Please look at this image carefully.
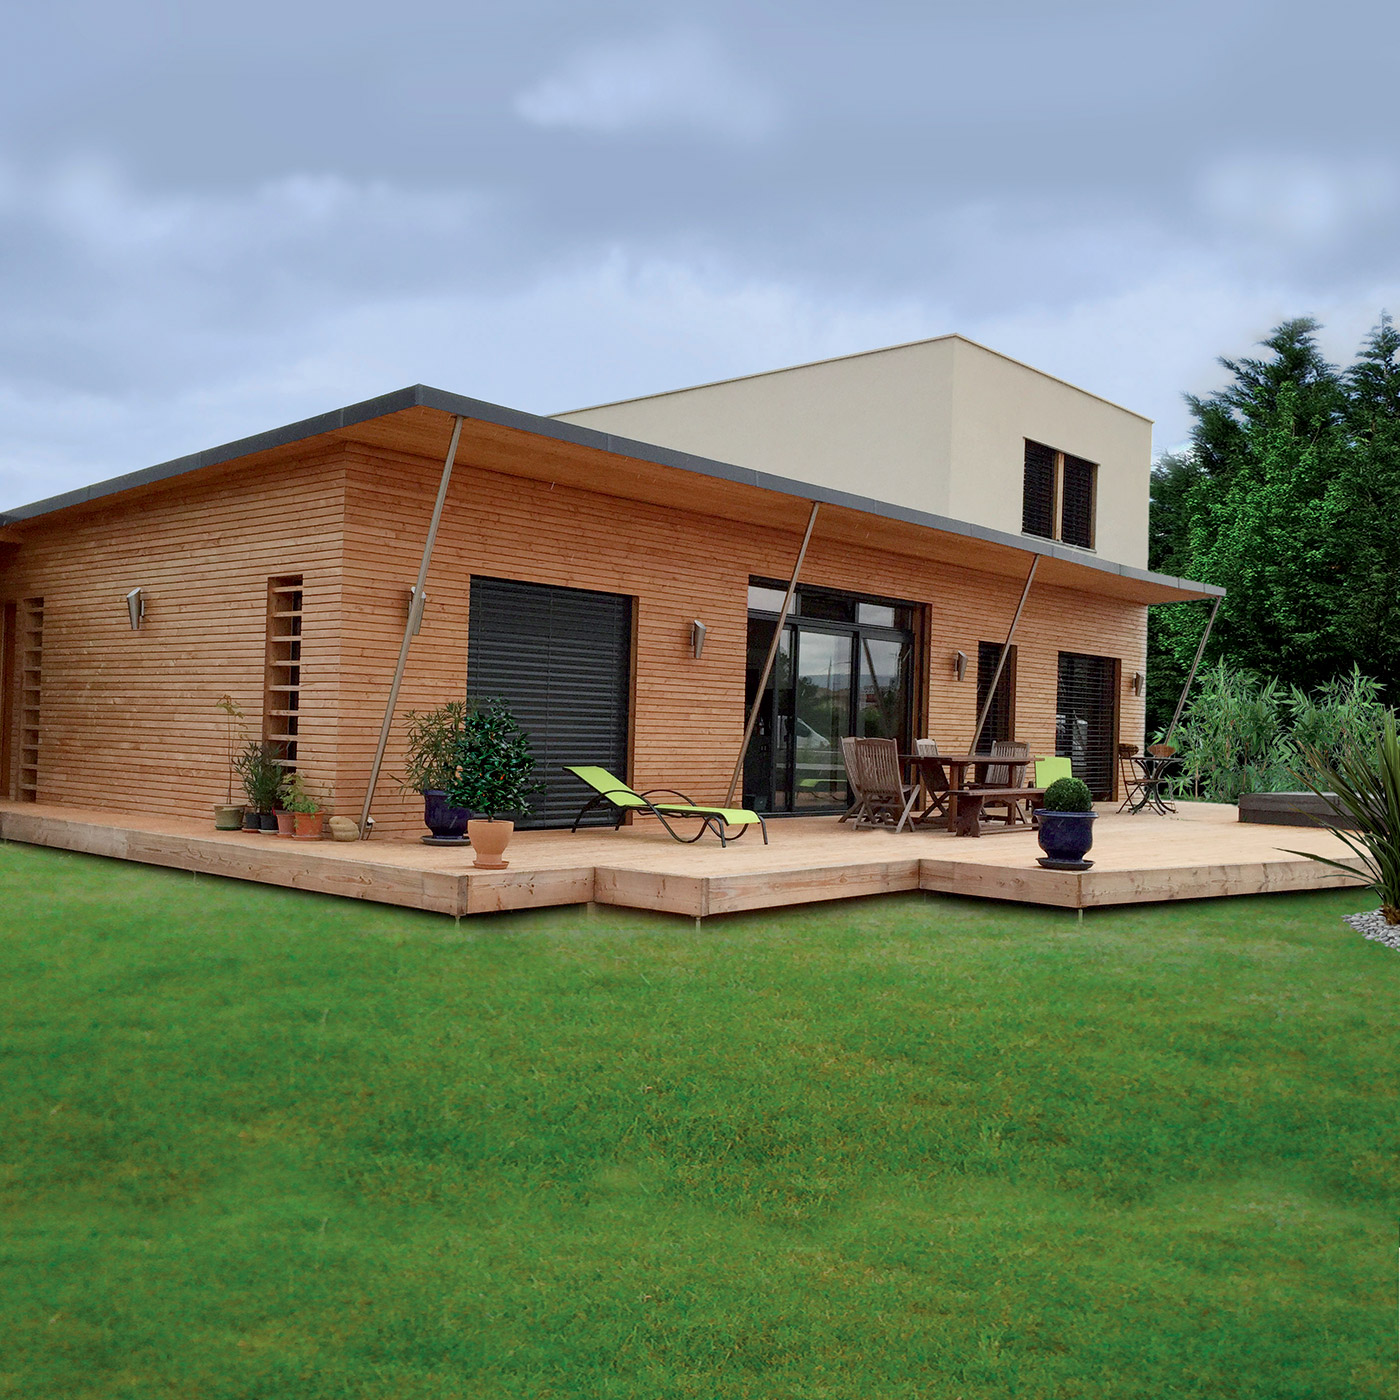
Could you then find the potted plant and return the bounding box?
[213,694,247,830]
[279,771,324,840]
[444,699,543,869]
[399,700,474,843]
[1036,776,1097,870]
[233,740,284,833]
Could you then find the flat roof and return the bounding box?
[0,383,1219,601]
[556,333,1155,424]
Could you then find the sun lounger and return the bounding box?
[562,765,768,847]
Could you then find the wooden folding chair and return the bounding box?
[847,737,920,831]
[973,740,1034,827]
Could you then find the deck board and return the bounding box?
[0,800,1368,918]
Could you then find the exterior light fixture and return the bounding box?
[407,585,428,636]
[126,588,145,630]
[954,650,968,682]
[690,619,707,659]
[1131,671,1145,696]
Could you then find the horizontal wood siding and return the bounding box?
[340,442,1146,838]
[0,420,1146,831]
[0,455,346,815]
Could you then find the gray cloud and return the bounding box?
[3,0,1398,506]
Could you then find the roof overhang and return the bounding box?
[0,384,1221,607]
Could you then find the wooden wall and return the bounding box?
[0,451,346,816]
[0,427,1146,834]
[339,442,1147,838]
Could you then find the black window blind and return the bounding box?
[1055,652,1116,799]
[1022,440,1056,538]
[1060,454,1096,548]
[467,577,632,828]
[976,641,1015,746]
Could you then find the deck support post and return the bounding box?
[726,501,820,807]
[1162,594,1222,748]
[969,555,1039,753]
[358,415,466,838]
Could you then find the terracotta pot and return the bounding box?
[467,818,514,869]
[214,804,245,831]
[293,812,323,840]
[275,809,296,838]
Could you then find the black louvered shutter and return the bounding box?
[1055,652,1116,799]
[976,641,1015,746]
[1022,440,1055,538]
[467,577,632,828]
[1060,454,1096,548]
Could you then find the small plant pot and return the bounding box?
[422,789,473,843]
[258,811,279,834]
[1036,810,1097,870]
[242,809,260,832]
[292,812,323,840]
[467,818,514,869]
[213,803,245,831]
[275,809,295,838]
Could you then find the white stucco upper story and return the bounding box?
[554,335,1153,571]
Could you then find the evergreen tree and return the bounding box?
[1150,314,1400,728]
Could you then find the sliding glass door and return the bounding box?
[743,583,916,814]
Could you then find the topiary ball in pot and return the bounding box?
[1037,776,1097,870]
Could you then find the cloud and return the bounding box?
[1197,153,1399,250]
[513,30,779,140]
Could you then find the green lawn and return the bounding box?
[1,844,1395,1399]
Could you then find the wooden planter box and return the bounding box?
[1238,792,1358,830]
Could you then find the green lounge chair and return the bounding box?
[563,766,768,847]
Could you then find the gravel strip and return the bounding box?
[1343,909,1400,951]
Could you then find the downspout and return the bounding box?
[725,501,820,807]
[358,415,466,837]
[1162,594,1222,748]
[969,554,1039,753]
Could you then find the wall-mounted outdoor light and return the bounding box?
[126,588,145,631]
[954,649,968,682]
[1131,671,1145,696]
[690,619,707,659]
[407,585,428,637]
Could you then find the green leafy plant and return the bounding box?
[233,740,283,813]
[444,699,543,821]
[1288,712,1400,924]
[214,694,246,804]
[398,700,473,794]
[1043,776,1094,813]
[278,771,321,816]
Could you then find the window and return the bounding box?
[264,575,303,772]
[1022,440,1097,548]
[976,640,1016,746]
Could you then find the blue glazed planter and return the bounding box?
[1036,810,1097,870]
[423,789,473,842]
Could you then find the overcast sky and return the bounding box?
[3,0,1397,508]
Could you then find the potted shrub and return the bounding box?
[1036,776,1097,870]
[212,694,247,830]
[444,699,543,869]
[279,772,324,840]
[400,700,474,843]
[233,740,284,833]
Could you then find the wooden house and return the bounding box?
[0,339,1220,839]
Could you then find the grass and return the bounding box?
[1,843,1395,1399]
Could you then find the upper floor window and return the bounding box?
[1022,440,1097,549]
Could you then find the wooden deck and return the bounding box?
[0,799,1369,919]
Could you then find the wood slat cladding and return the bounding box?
[340,439,1147,838]
[0,415,1148,833]
[0,456,345,811]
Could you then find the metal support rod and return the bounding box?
[969,554,1039,753]
[726,502,820,806]
[1163,594,1222,747]
[358,415,466,837]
